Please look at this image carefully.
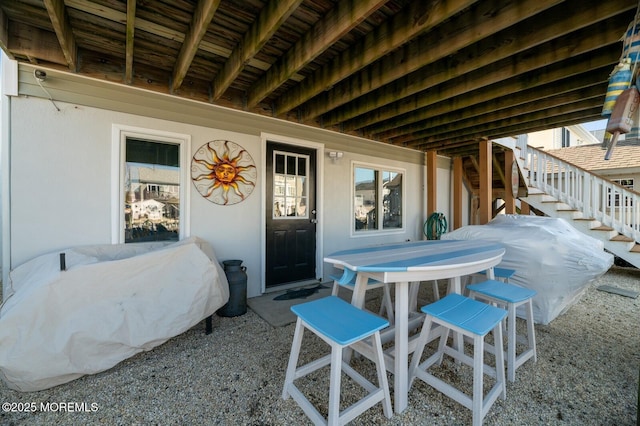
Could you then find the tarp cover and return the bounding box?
[441,215,613,325]
[0,237,229,391]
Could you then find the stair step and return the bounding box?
[557,209,578,212]
[611,235,635,243]
[574,217,596,221]
[592,225,615,231]
[631,244,640,253]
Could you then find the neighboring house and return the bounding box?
[527,124,604,150]
[544,140,640,192]
[128,199,165,221]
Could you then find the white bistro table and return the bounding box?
[324,239,506,414]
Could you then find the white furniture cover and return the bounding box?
[0,236,229,391]
[442,215,613,325]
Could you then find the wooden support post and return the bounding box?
[504,149,516,214]
[453,157,463,230]
[426,151,437,216]
[479,140,492,224]
[520,201,530,215]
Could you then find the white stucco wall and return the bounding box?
[8,95,431,298]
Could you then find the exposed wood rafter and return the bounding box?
[273,0,476,116]
[1,0,635,159]
[246,0,387,108]
[124,0,136,85]
[43,0,77,71]
[171,0,220,93]
[213,0,300,100]
[331,0,632,132]
[0,8,12,58]
[308,0,564,125]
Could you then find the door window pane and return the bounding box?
[273,151,309,218]
[124,139,180,242]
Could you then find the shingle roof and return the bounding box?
[545,140,640,171]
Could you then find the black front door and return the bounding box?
[265,142,317,288]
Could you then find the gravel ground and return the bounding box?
[0,266,638,425]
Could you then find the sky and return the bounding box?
[581,119,608,131]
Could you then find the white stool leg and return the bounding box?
[494,322,506,400]
[409,281,420,312]
[382,284,395,325]
[283,319,305,399]
[331,283,339,296]
[472,333,484,426]
[408,316,434,387]
[328,342,343,426]
[431,280,440,301]
[507,302,517,382]
[526,299,537,363]
[372,331,393,418]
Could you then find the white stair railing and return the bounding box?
[515,139,640,243]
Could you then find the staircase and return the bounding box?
[515,139,640,268]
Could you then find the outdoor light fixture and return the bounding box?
[34,69,47,82]
[327,151,343,162]
[33,68,60,112]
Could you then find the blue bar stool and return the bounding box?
[467,279,537,382]
[330,273,395,324]
[475,267,516,283]
[282,296,392,425]
[409,294,507,426]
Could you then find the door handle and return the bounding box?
[310,219,318,224]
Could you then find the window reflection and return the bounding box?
[124,139,180,243]
[354,165,403,232]
[273,152,309,218]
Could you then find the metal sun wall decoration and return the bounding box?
[191,140,257,205]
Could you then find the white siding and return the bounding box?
[7,95,434,298]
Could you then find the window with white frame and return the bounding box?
[113,126,190,244]
[353,163,404,232]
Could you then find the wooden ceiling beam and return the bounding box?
[63,0,286,76]
[43,0,77,71]
[415,107,603,152]
[376,73,606,141]
[343,17,624,134]
[171,0,220,93]
[304,0,565,124]
[124,0,136,85]
[213,0,300,100]
[391,84,605,145]
[5,21,67,65]
[246,0,386,108]
[272,0,476,116]
[367,60,611,139]
[328,0,633,130]
[0,8,12,59]
[492,154,507,188]
[407,98,602,147]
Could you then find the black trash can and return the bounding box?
[217,259,247,317]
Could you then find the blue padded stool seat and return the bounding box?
[467,279,536,303]
[409,294,507,426]
[291,295,388,345]
[420,293,507,335]
[283,296,392,425]
[476,267,516,282]
[466,280,537,383]
[329,273,395,324]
